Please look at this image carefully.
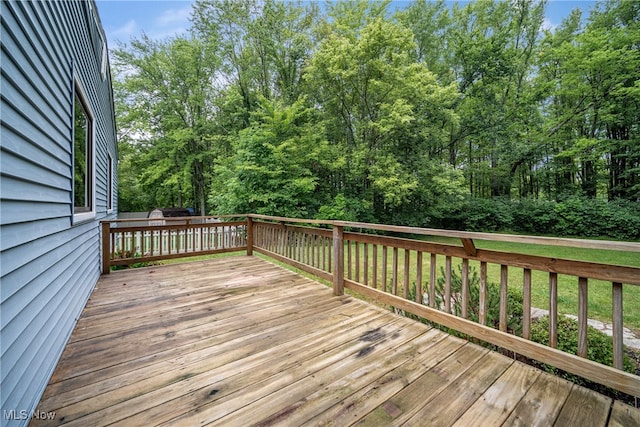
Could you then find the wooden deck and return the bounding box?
[32,256,639,426]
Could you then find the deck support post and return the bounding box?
[101,221,111,275]
[333,224,344,296]
[246,216,253,256]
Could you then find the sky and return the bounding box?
[96,0,598,50]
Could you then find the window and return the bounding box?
[100,42,108,81]
[73,84,94,218]
[107,153,113,212]
[89,1,108,81]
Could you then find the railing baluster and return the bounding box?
[372,244,378,290]
[190,226,194,251]
[500,265,508,332]
[382,246,388,293]
[333,225,344,296]
[549,272,558,348]
[578,277,588,358]
[355,241,360,283]
[278,227,287,256]
[110,229,115,259]
[479,261,487,325]
[308,233,313,265]
[429,253,436,308]
[363,243,369,286]
[292,231,296,260]
[404,249,410,299]
[392,247,398,296]
[445,256,452,313]
[283,228,288,258]
[302,231,309,264]
[612,282,623,370]
[101,222,110,273]
[327,236,332,273]
[269,226,274,253]
[461,258,469,319]
[347,240,352,280]
[416,251,422,304]
[523,269,532,340]
[322,239,333,271]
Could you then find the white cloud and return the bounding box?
[155,7,191,27]
[542,18,557,32]
[145,6,191,40]
[112,19,138,38]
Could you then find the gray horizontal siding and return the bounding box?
[0,122,70,178]
[0,1,118,425]
[0,145,70,194]
[0,218,71,253]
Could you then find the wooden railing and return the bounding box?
[101,214,640,397]
[248,214,640,397]
[101,215,247,271]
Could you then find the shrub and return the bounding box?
[442,196,640,240]
[430,265,523,336]
[460,197,513,232]
[530,315,636,397]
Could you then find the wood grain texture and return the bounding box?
[31,256,639,427]
[609,400,640,427]
[554,384,612,427]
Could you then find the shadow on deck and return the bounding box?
[32,256,639,426]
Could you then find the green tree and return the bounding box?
[113,35,220,214]
[306,2,459,224]
[192,0,317,119]
[537,0,640,201]
[210,97,330,217]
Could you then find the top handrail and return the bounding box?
[248,214,640,253]
[103,213,640,252]
[106,214,247,224]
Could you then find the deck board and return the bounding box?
[31,256,639,426]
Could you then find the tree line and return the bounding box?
[114,0,640,238]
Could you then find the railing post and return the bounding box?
[333,224,344,296]
[246,216,253,256]
[101,221,111,275]
[612,282,623,370]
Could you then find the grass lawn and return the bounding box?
[474,238,640,331]
[344,236,640,331]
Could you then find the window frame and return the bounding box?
[107,152,114,213]
[72,77,96,223]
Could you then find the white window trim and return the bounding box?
[100,43,108,81]
[73,75,96,224]
[90,1,108,81]
[107,153,114,214]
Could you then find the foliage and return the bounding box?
[447,196,640,240]
[111,249,152,270]
[431,264,523,335]
[210,97,330,217]
[113,35,221,214]
[529,315,636,398]
[113,0,640,242]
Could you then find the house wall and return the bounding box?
[0,1,117,424]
